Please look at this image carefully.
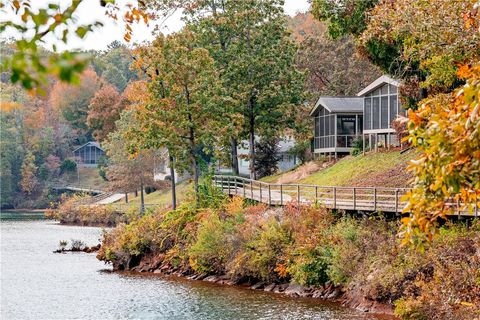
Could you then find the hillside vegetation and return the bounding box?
[60,167,109,190]
[263,149,414,188]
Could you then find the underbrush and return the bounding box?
[45,194,139,226]
[97,190,480,319]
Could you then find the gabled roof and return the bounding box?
[356,75,400,97]
[310,96,363,116]
[73,141,104,153]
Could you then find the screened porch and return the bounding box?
[313,108,363,153]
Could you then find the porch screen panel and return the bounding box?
[389,95,397,124]
[381,96,389,128]
[372,97,380,129]
[364,98,371,130]
[325,113,330,138]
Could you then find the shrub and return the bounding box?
[70,239,86,251]
[241,216,292,282]
[350,138,364,156]
[283,203,336,286]
[188,209,236,274]
[46,194,134,226]
[97,156,108,181]
[196,174,227,209]
[60,159,77,173]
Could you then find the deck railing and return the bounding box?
[213,175,480,216]
[213,175,410,213]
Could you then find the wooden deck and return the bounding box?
[213,175,479,216]
[52,184,105,195]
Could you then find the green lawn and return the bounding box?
[299,150,414,187]
[261,149,414,188]
[126,181,193,207]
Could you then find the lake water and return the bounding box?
[1,212,380,319]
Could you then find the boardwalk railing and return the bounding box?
[52,184,105,195]
[213,175,411,213]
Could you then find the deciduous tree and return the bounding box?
[50,69,101,142]
[401,63,480,247]
[87,83,123,142]
[104,109,165,213]
[134,29,222,205]
[20,151,38,195]
[1,0,149,91]
[360,0,480,91]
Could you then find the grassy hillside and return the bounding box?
[125,181,192,208]
[60,167,108,190]
[264,149,414,188]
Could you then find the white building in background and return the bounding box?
[153,149,186,183]
[218,137,300,177]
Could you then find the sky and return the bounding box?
[1,0,310,51]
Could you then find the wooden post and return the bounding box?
[353,188,356,210]
[228,177,231,194]
[297,185,300,203]
[395,189,399,213]
[333,187,336,209]
[374,188,377,212]
[251,180,253,199]
[259,183,262,203]
[280,184,283,206]
[221,176,224,192]
[268,185,271,206]
[243,179,246,198]
[315,186,318,203]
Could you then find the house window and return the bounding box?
[337,116,356,135]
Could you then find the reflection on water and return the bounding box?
[1,213,379,320]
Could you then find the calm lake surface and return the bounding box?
[1,212,380,320]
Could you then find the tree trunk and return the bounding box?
[169,154,176,210]
[125,192,128,203]
[231,138,239,176]
[140,181,145,214]
[190,147,200,206]
[248,98,256,180]
[134,190,138,197]
[185,85,199,206]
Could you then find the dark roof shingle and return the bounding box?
[310,96,363,115]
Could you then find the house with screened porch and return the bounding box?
[311,75,405,158]
[358,75,405,152]
[310,96,363,157]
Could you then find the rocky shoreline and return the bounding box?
[112,253,396,317]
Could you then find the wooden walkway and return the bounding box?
[52,184,105,195]
[213,175,410,213]
[213,175,479,216]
